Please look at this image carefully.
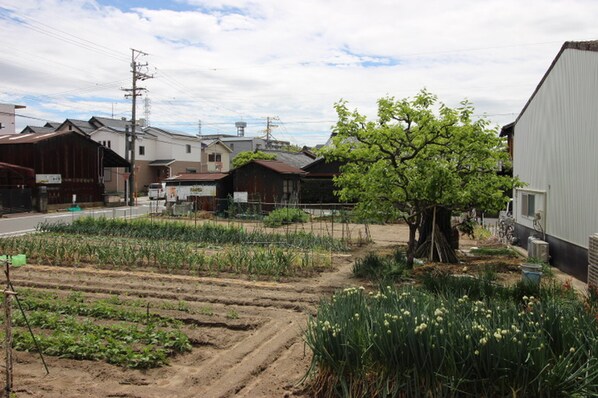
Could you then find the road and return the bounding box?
[0,199,164,236]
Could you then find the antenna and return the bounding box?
[198,119,202,136]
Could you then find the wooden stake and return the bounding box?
[4,259,14,397]
[429,206,437,261]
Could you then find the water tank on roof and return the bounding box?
[235,122,247,137]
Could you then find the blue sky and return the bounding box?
[1,0,597,145]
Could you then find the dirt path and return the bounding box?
[5,223,413,398]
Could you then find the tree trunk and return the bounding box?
[416,206,459,263]
[406,222,418,269]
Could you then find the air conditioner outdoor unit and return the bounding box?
[528,238,549,263]
[588,234,598,288]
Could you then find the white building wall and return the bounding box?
[0,104,19,134]
[514,48,598,249]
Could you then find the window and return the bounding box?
[104,168,112,182]
[107,140,111,149]
[229,143,234,151]
[139,146,145,156]
[186,144,191,153]
[208,153,221,162]
[186,168,197,173]
[521,193,536,218]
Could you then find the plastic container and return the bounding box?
[521,263,542,285]
[0,254,27,267]
[12,254,27,266]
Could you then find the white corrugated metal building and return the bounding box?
[508,40,598,281]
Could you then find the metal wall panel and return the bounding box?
[515,49,598,248]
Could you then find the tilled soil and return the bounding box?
[3,222,489,398]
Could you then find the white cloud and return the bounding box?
[0,0,597,144]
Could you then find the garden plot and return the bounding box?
[2,218,588,397]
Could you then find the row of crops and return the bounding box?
[37,217,348,251]
[2,290,190,369]
[304,278,598,397]
[0,233,331,277]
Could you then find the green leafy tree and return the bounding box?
[321,90,518,267]
[231,150,276,168]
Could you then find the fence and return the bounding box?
[160,199,371,244]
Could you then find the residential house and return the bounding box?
[507,40,598,281]
[0,103,26,135]
[200,133,290,168]
[232,160,306,206]
[20,122,61,135]
[55,118,97,135]
[201,139,232,172]
[142,127,203,186]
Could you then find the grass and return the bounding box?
[304,278,598,397]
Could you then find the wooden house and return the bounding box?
[232,160,306,206]
[0,131,129,205]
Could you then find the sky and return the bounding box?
[0,0,597,146]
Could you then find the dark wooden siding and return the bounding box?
[233,163,301,204]
[0,134,103,204]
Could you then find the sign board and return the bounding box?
[166,184,216,202]
[233,192,248,203]
[36,174,61,184]
[177,185,216,200]
[166,186,178,203]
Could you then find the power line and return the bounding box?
[0,8,129,62]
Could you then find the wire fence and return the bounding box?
[155,199,373,245]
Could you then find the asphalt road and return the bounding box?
[0,200,164,237]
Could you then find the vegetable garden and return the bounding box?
[304,278,598,397]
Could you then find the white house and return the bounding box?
[508,40,598,281]
[201,139,232,172]
[0,103,26,135]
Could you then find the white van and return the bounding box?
[148,183,166,200]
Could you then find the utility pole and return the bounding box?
[122,48,153,206]
[265,116,279,148]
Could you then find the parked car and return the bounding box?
[148,183,166,200]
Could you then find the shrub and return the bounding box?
[263,208,309,228]
[353,248,408,282]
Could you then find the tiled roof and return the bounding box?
[21,126,55,134]
[252,160,307,175]
[90,116,130,132]
[261,150,315,169]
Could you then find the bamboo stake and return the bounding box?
[4,258,14,397]
[429,206,437,261]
